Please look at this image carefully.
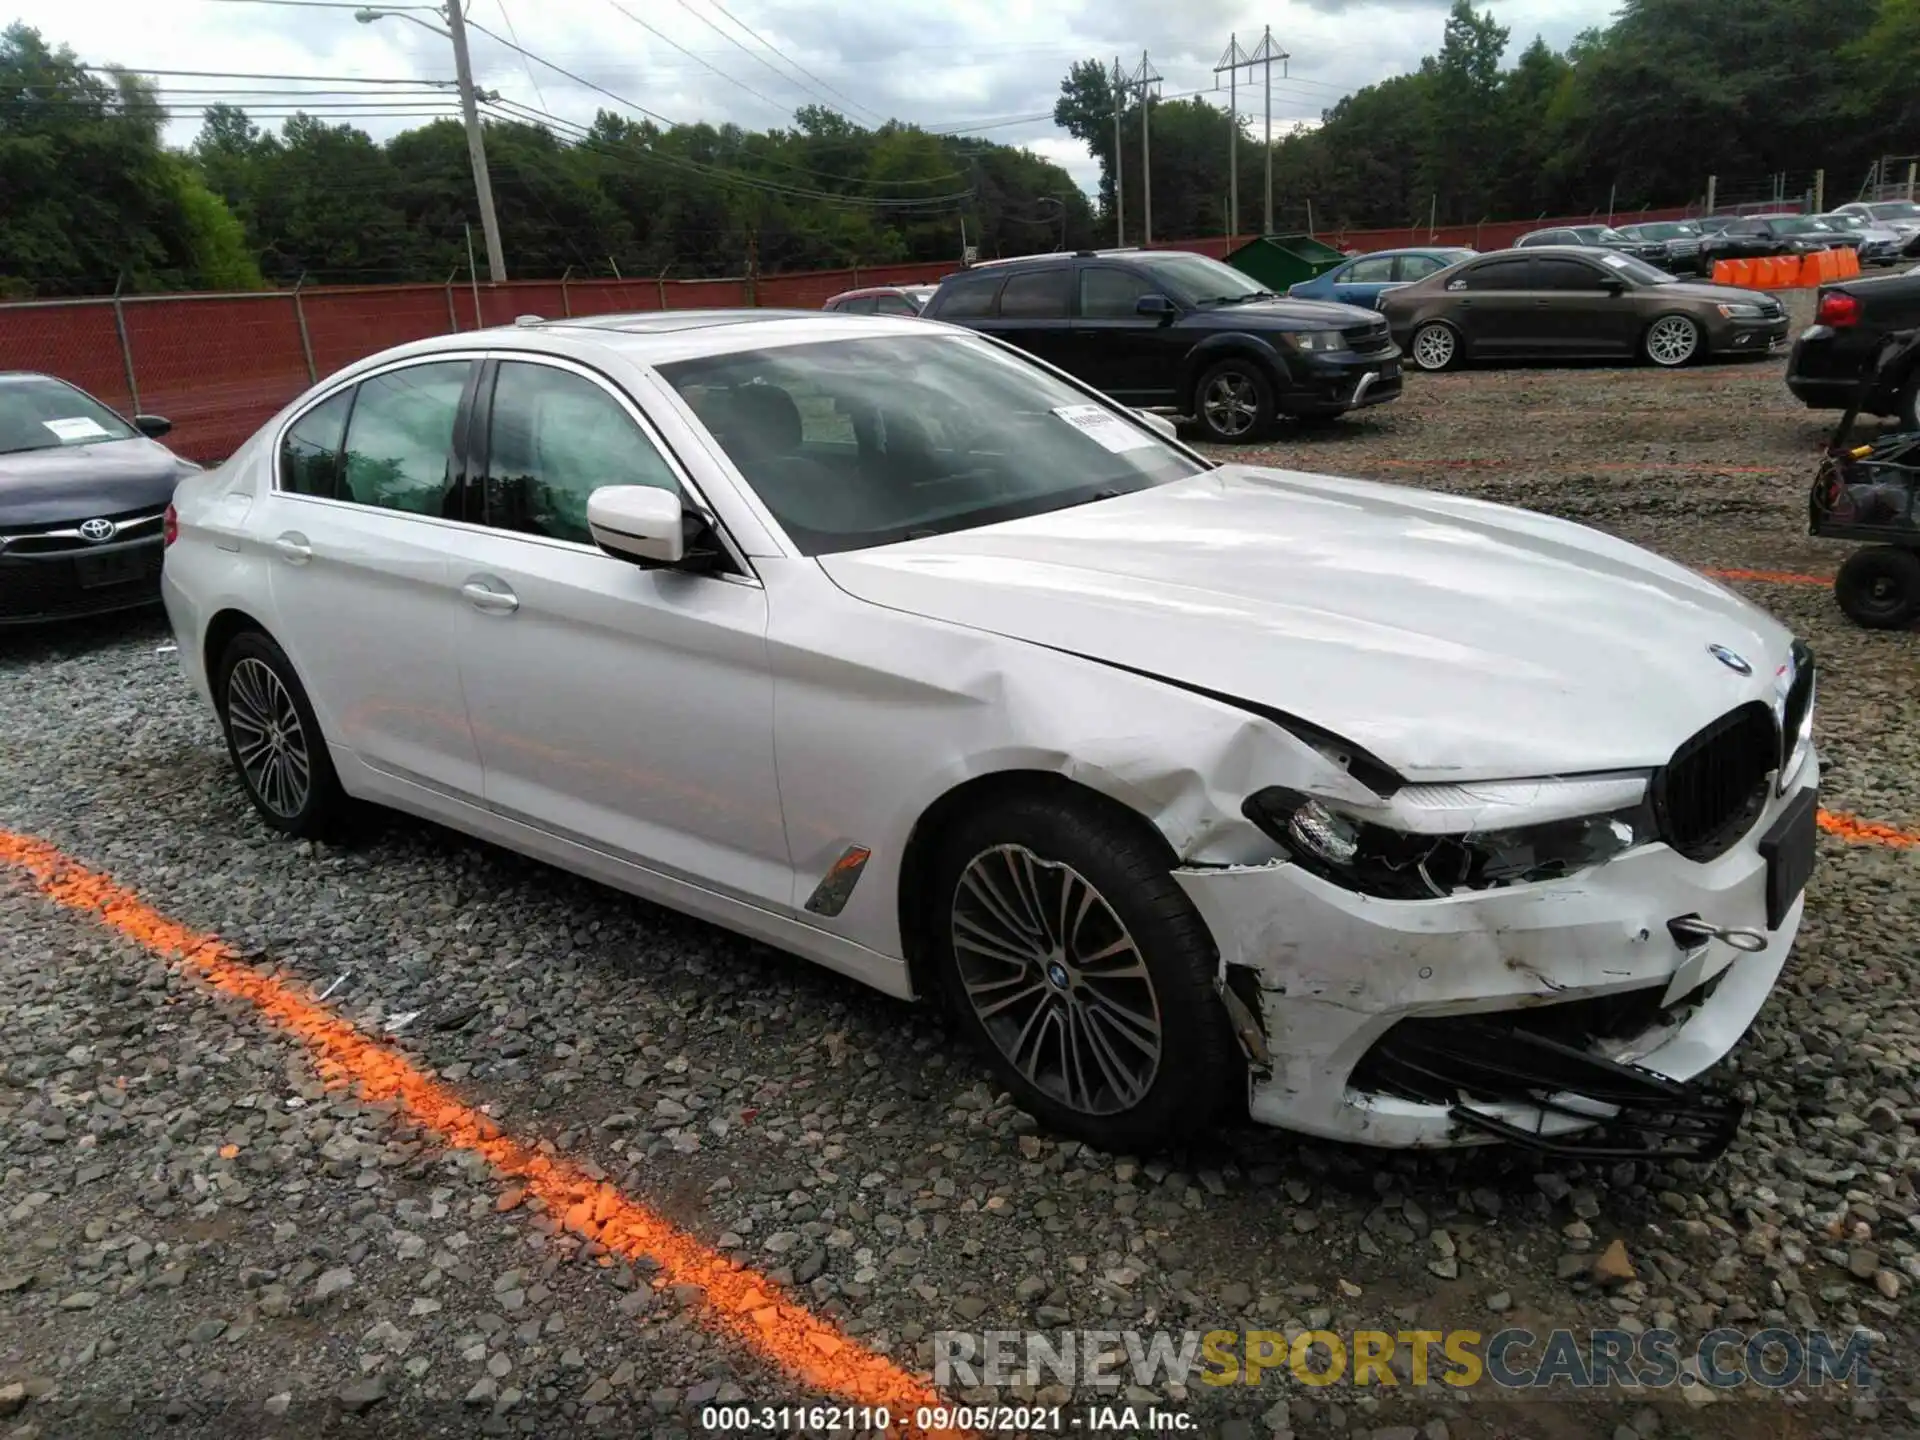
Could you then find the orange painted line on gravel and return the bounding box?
[1701,567,1831,586]
[1820,810,1920,849]
[0,829,967,1437]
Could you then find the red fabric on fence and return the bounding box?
[0,203,1708,462]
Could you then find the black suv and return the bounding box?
[918,249,1402,442]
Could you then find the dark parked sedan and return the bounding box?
[0,373,197,625]
[1698,213,1844,267]
[1378,247,1789,371]
[1613,220,1708,275]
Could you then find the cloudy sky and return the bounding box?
[14,0,1615,192]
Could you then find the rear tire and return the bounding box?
[1193,360,1275,444]
[1409,322,1462,372]
[927,790,1240,1153]
[1834,546,1920,630]
[215,630,352,838]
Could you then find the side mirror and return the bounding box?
[1599,277,1627,295]
[133,414,173,439]
[1135,294,1177,319]
[1133,410,1179,442]
[588,486,687,567]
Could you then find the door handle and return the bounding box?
[462,579,520,614]
[273,533,312,564]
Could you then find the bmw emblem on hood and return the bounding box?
[78,518,117,543]
[1707,644,1752,676]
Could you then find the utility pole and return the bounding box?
[1215,34,1245,241]
[356,3,506,283]
[1217,28,1288,236]
[444,0,507,284]
[1111,56,1125,247]
[1124,51,1162,246]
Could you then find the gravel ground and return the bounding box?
[4,309,1919,1440]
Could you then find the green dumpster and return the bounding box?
[1225,234,1348,291]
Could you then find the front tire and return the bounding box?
[1409,321,1462,372]
[1834,546,1920,629]
[1644,314,1702,368]
[928,791,1239,1152]
[215,630,351,838]
[1193,360,1275,444]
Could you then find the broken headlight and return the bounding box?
[1242,783,1657,900]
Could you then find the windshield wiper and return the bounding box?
[1214,291,1278,306]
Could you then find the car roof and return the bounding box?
[0,371,62,385]
[952,247,1203,275]
[325,311,956,375]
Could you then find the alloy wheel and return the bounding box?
[1201,372,1260,438]
[1412,324,1456,371]
[949,844,1163,1116]
[1647,316,1699,367]
[226,657,312,819]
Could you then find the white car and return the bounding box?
[160,311,1820,1157]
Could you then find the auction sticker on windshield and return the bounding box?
[1052,404,1158,454]
[42,416,113,442]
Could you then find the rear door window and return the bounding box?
[1456,258,1533,291]
[339,361,472,517]
[997,268,1073,319]
[933,272,1003,318]
[279,389,354,498]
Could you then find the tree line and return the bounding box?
[1057,0,1920,239]
[5,0,1917,298]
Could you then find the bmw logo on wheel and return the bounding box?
[78,517,117,543]
[1707,643,1752,675]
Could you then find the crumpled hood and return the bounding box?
[819,467,1794,780]
[0,438,191,528]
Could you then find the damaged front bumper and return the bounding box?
[1173,769,1816,1157]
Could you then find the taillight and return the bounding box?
[163,503,179,546]
[1816,290,1862,327]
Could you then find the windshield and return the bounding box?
[1139,254,1269,305]
[1868,202,1920,221]
[0,376,138,456]
[1772,216,1835,235]
[1595,251,1679,286]
[657,334,1205,556]
[1631,222,1701,240]
[1823,215,1868,230]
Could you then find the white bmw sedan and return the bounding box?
[161,311,1818,1158]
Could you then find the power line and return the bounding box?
[456,27,967,195]
[491,0,551,112]
[81,65,456,86]
[483,96,971,211]
[698,0,884,124]
[661,0,878,124]
[598,0,792,122]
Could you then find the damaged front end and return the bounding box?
[1173,724,1817,1160]
[1350,995,1746,1161]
